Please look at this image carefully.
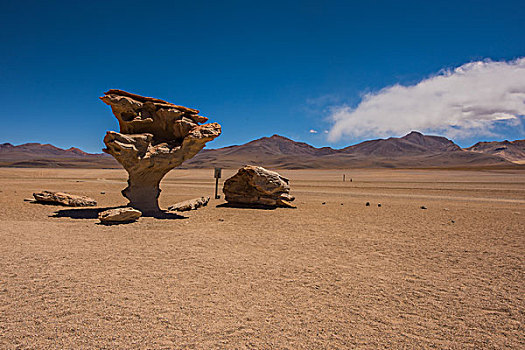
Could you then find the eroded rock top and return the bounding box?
[100,89,209,143]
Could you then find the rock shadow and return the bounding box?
[51,206,187,220]
[216,203,277,210]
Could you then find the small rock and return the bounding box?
[420,206,427,210]
[443,208,450,211]
[451,220,455,223]
[322,202,326,205]
[365,202,370,206]
[100,191,106,194]
[218,218,225,222]
[340,203,344,206]
[168,197,210,212]
[98,207,142,224]
[23,198,35,202]
[377,203,382,207]
[33,191,97,207]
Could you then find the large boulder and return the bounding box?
[168,196,210,212]
[33,191,97,207]
[223,166,295,208]
[100,89,221,214]
[98,207,142,224]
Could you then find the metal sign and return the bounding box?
[214,167,222,199]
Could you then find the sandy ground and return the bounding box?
[0,168,523,349]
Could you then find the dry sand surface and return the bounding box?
[0,167,524,349]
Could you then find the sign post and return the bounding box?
[214,167,222,199]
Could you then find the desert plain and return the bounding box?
[0,167,523,349]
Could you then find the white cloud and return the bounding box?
[327,58,525,142]
[309,129,318,134]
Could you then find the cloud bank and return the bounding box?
[328,58,525,142]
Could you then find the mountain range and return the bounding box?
[1,132,524,169]
[0,142,117,168]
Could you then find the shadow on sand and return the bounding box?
[215,203,277,210]
[50,206,187,220]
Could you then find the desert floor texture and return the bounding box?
[0,168,523,349]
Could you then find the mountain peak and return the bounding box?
[405,131,423,136]
[268,134,291,140]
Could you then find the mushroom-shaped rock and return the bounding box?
[223,166,295,208]
[98,207,142,224]
[100,90,221,214]
[33,191,97,207]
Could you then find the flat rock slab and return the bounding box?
[168,197,210,212]
[33,191,97,207]
[98,207,142,224]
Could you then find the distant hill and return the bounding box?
[1,132,522,169]
[183,132,514,169]
[465,139,525,163]
[0,142,119,168]
[342,131,460,156]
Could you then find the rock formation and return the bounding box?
[98,207,142,224]
[100,89,221,214]
[168,196,210,212]
[223,165,295,208]
[33,191,97,207]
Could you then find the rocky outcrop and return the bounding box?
[100,89,221,214]
[168,197,210,212]
[98,207,142,224]
[33,191,97,207]
[223,166,295,208]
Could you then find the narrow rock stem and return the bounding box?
[122,169,167,214]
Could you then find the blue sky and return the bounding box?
[1,0,524,152]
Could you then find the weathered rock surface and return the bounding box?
[168,197,210,212]
[98,207,142,224]
[33,191,97,207]
[223,166,295,208]
[100,89,221,214]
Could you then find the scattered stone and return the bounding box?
[98,207,142,224]
[420,206,427,209]
[365,202,370,206]
[218,218,225,222]
[23,198,35,202]
[168,197,210,212]
[223,165,295,208]
[33,191,97,207]
[443,208,449,211]
[100,89,221,214]
[377,203,382,207]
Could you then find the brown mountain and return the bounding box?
[342,131,460,156]
[0,142,119,168]
[465,139,525,163]
[1,132,520,169]
[183,132,513,169]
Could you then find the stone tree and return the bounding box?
[101,89,221,214]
